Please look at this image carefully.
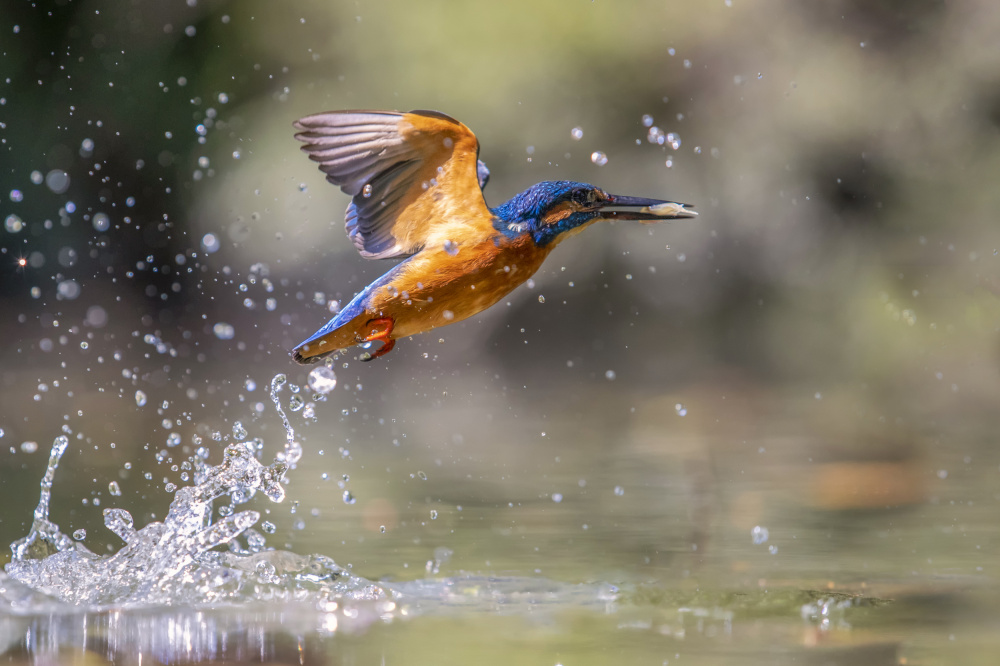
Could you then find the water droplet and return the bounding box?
[79,341,89,350]
[570,126,584,140]
[261,521,276,534]
[342,490,356,505]
[20,441,38,454]
[417,471,427,480]
[380,525,386,533]
[307,366,338,394]
[675,403,687,416]
[135,390,147,407]
[537,295,545,303]
[232,150,241,159]
[443,239,459,256]
[166,433,181,447]
[9,189,23,202]
[232,421,247,440]
[288,395,304,412]
[552,493,563,503]
[4,214,23,233]
[613,486,625,496]
[56,279,81,300]
[72,529,86,541]
[605,370,616,381]
[430,509,438,520]
[218,92,229,104]
[442,310,454,321]
[751,525,769,544]
[85,305,107,327]
[108,481,122,496]
[667,132,681,150]
[590,151,608,166]
[213,322,235,340]
[362,183,373,198]
[201,233,220,253]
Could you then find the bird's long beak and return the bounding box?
[599,194,698,221]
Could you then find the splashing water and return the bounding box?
[0,374,624,624]
[269,373,303,466]
[3,375,387,608]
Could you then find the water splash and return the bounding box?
[4,435,386,607]
[10,436,75,562]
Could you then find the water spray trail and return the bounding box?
[33,435,69,523]
[269,373,302,466]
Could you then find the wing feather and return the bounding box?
[294,109,492,259]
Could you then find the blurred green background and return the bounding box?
[2,0,1000,663]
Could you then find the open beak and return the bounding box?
[598,194,698,221]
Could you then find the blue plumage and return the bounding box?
[491,181,598,246]
[295,262,406,348]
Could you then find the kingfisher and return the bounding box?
[290,109,696,363]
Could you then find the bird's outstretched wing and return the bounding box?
[294,110,491,260]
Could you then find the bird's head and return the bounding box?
[491,180,696,247]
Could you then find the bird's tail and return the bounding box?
[291,318,363,365]
[291,313,393,364]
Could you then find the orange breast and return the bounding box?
[368,231,550,339]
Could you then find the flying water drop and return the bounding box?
[307,366,338,394]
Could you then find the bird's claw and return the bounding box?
[360,318,395,361]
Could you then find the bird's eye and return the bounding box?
[571,189,592,205]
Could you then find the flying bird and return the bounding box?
[290,109,695,363]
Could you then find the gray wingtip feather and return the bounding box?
[294,110,403,130]
[295,109,475,262]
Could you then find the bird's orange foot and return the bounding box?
[360,317,395,361]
